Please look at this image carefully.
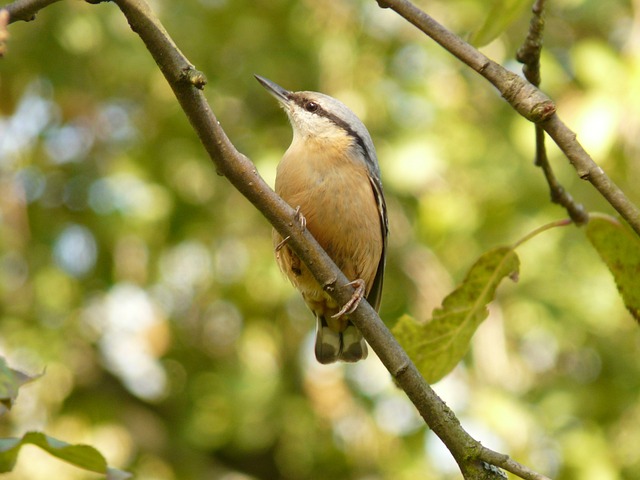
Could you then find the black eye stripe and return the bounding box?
[291,95,321,115]
[290,93,375,167]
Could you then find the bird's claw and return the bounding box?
[332,279,366,318]
[275,207,307,253]
[294,205,307,231]
[275,235,291,252]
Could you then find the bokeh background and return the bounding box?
[1,0,640,478]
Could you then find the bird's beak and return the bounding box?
[255,75,290,105]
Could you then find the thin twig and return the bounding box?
[516,0,545,87]
[516,0,589,225]
[480,447,552,480]
[536,125,589,224]
[3,0,60,23]
[376,0,640,237]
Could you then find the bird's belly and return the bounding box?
[273,157,382,318]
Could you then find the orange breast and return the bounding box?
[273,136,383,328]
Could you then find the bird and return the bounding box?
[256,75,388,364]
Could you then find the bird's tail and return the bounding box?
[314,315,368,364]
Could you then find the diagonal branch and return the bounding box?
[108,2,551,478]
[4,0,552,478]
[376,0,640,238]
[106,1,501,478]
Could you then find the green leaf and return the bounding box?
[393,246,519,383]
[470,0,532,47]
[586,215,640,322]
[0,357,42,414]
[0,431,131,479]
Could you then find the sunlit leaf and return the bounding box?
[586,215,640,322]
[0,431,131,479]
[393,247,519,383]
[0,357,41,414]
[470,0,532,47]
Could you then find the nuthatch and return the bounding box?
[256,75,388,364]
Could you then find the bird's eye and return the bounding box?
[305,101,319,112]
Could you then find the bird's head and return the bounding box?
[255,75,379,174]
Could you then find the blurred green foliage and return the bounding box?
[394,245,520,385]
[1,0,639,479]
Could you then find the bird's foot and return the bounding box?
[274,235,291,253]
[332,279,366,318]
[294,205,307,230]
[275,207,307,253]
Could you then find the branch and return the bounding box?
[107,1,553,478]
[516,0,545,87]
[516,0,589,225]
[2,0,551,478]
[105,1,502,477]
[376,0,640,238]
[480,448,552,480]
[3,0,60,23]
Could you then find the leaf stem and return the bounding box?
[512,218,573,249]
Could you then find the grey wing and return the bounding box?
[366,174,388,312]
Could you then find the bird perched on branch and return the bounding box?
[256,75,388,364]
